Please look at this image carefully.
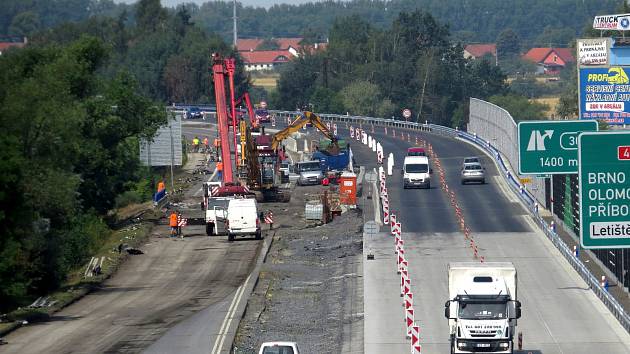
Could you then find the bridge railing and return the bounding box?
[269,109,630,332]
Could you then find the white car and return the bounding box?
[259,341,300,354]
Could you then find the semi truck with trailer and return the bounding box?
[444,262,521,354]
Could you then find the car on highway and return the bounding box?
[296,160,323,186]
[461,162,486,184]
[402,155,431,189]
[259,341,299,354]
[462,156,481,167]
[407,147,427,157]
[186,107,203,119]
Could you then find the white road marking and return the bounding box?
[211,273,252,354]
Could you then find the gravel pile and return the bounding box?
[233,187,364,354]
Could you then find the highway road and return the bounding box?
[354,127,630,354]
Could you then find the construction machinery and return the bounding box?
[271,111,340,154]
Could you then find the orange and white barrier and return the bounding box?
[405,307,414,338]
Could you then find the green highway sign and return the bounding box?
[518,120,598,174]
[579,131,630,249]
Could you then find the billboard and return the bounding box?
[593,13,630,30]
[577,38,610,66]
[578,66,630,125]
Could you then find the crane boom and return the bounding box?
[234,92,257,128]
[211,53,234,184]
[271,111,338,151]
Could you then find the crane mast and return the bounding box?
[211,53,234,184]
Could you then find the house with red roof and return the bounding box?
[240,50,293,71]
[464,44,497,60]
[522,47,575,75]
[0,37,27,55]
[237,37,327,71]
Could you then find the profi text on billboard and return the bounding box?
[578,66,630,125]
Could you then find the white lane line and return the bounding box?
[211,273,253,354]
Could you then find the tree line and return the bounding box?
[269,10,546,127]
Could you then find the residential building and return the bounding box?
[240,50,293,71]
[0,36,27,55]
[463,44,497,60]
[522,47,575,75]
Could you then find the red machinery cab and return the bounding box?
[407,147,426,157]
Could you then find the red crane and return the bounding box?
[211,53,234,184]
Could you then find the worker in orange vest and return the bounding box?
[169,211,178,237]
[157,181,165,193]
[216,160,223,180]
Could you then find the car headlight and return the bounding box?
[499,342,509,348]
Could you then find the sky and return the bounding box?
[114,1,335,8]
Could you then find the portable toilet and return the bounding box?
[339,171,357,206]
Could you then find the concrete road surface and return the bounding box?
[353,127,630,354]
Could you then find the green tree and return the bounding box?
[496,28,521,58]
[8,11,40,36]
[135,0,167,33]
[340,80,382,116]
[488,94,548,121]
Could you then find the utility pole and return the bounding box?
[233,0,238,47]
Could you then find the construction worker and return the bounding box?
[157,181,165,193]
[192,136,200,152]
[169,211,178,238]
[216,160,223,180]
[203,137,209,152]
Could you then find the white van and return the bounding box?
[225,198,261,242]
[259,341,299,354]
[402,155,431,189]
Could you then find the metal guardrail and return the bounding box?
[269,109,630,333]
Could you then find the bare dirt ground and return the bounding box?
[233,183,364,354]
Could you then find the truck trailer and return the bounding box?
[444,262,521,354]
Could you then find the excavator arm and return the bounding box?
[271,111,338,151]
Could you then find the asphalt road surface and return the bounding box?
[354,126,630,354]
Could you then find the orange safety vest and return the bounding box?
[203,137,209,146]
[157,181,165,192]
[213,138,220,147]
[216,162,223,171]
[169,213,178,227]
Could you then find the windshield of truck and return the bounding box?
[298,162,320,172]
[459,302,507,320]
[261,346,294,354]
[405,163,428,173]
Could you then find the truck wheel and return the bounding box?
[228,233,235,242]
[255,230,262,240]
[206,223,214,236]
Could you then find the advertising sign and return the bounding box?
[593,14,630,30]
[578,66,630,125]
[577,38,610,66]
[579,132,630,249]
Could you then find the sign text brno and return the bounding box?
[518,120,598,175]
[579,131,630,249]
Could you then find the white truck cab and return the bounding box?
[444,262,521,354]
[403,155,431,189]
